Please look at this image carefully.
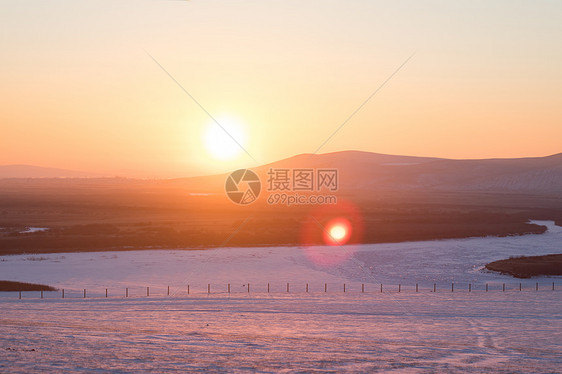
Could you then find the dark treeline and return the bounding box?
[0,178,560,255]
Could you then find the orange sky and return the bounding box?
[1,0,561,178]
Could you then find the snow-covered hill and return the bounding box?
[168,151,562,196]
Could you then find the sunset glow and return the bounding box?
[1,1,560,177]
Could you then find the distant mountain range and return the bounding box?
[275,151,562,195]
[168,151,562,196]
[0,165,96,178]
[3,151,562,196]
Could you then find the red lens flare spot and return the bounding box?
[299,199,365,266]
[324,218,352,246]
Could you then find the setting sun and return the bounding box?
[203,116,247,161]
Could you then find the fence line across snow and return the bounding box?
[6,281,560,300]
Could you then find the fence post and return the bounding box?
[147,287,149,297]
[536,282,538,291]
[398,284,401,293]
[306,283,308,293]
[208,284,210,294]
[228,283,230,294]
[519,283,522,291]
[84,289,86,298]
[41,291,43,299]
[469,283,471,292]
[485,283,488,292]
[380,284,383,293]
[362,284,364,293]
[433,283,436,293]
[247,283,250,293]
[106,288,108,298]
[126,288,128,297]
[167,286,170,296]
[451,283,454,292]
[287,283,290,293]
[324,283,327,293]
[553,282,555,291]
[62,289,64,299]
[343,283,346,293]
[416,283,418,293]
[19,291,21,300]
[267,283,270,293]
[502,283,505,292]
[187,285,190,295]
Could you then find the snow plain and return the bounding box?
[0,220,561,372]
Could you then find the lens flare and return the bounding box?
[330,225,346,241]
[324,218,352,246]
[299,199,365,266]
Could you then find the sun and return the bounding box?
[203,116,247,161]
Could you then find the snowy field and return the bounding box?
[1,293,561,373]
[0,220,561,372]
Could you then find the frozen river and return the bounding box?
[0,220,560,296]
[0,221,561,372]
